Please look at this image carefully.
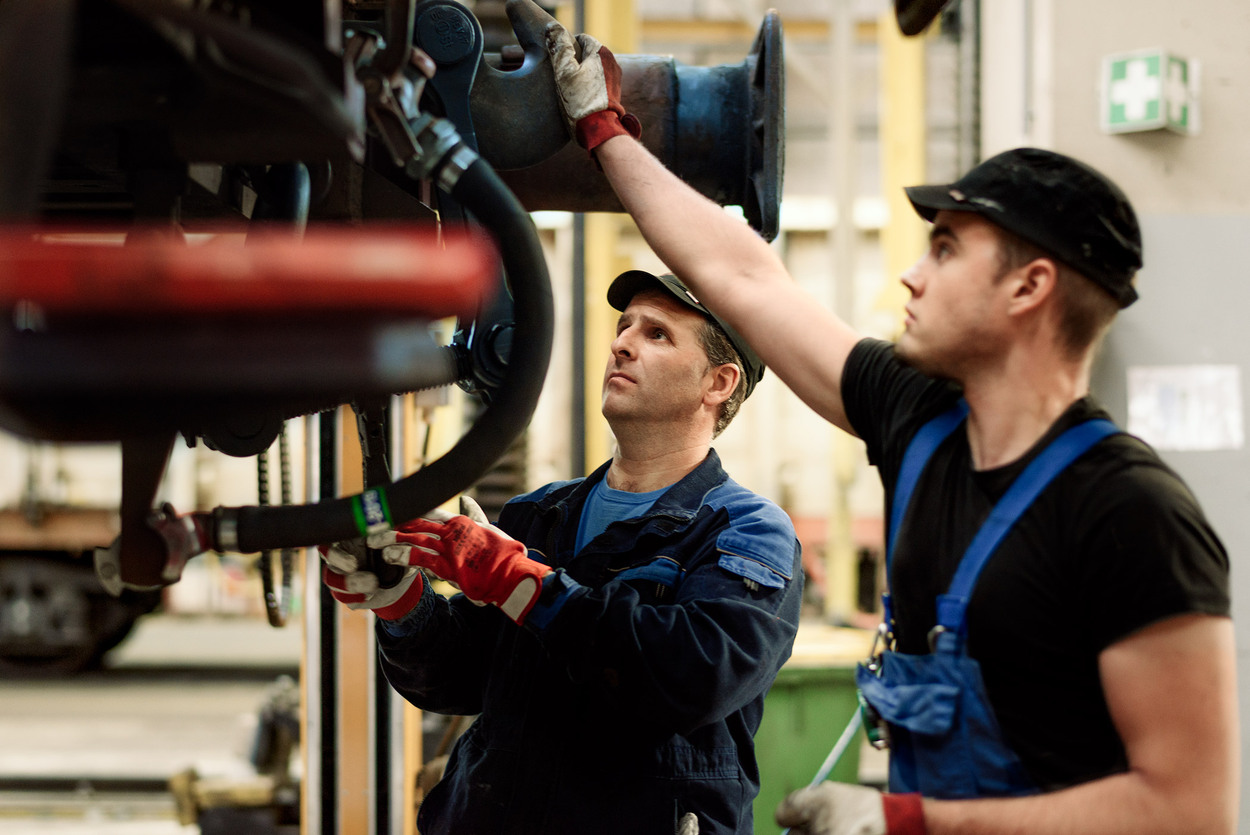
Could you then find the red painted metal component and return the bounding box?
[0,225,497,318]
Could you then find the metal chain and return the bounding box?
[257,423,294,627]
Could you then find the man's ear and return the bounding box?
[704,363,741,406]
[1007,257,1059,315]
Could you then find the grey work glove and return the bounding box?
[775,782,927,835]
[544,22,641,151]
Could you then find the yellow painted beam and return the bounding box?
[582,214,638,471]
[336,405,373,835]
[585,0,638,52]
[402,699,423,835]
[875,10,929,329]
[397,393,422,835]
[639,18,878,46]
[397,385,461,835]
[565,0,638,474]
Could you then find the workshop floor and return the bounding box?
[0,613,300,835]
[1,614,886,833]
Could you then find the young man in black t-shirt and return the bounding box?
[543,23,1237,835]
[844,338,1228,792]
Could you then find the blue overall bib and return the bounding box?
[856,401,1118,799]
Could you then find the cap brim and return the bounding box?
[607,270,708,315]
[904,184,971,222]
[609,270,664,311]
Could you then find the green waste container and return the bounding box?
[753,664,862,834]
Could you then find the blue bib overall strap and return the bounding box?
[881,399,969,628]
[934,417,1119,637]
[860,400,1119,799]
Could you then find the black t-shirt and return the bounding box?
[843,338,1230,790]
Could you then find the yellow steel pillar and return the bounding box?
[876,12,929,324]
[328,390,464,835]
[580,214,636,470]
[583,0,638,51]
[398,396,427,835]
[397,383,464,835]
[823,1,861,626]
[336,406,373,835]
[567,0,638,473]
[866,11,929,618]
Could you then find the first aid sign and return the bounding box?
[1101,49,1199,136]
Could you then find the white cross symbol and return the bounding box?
[1165,59,1189,124]
[1110,58,1161,122]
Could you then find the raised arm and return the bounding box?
[595,136,863,433]
[545,24,863,434]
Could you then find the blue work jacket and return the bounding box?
[376,450,803,835]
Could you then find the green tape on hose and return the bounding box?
[352,488,393,538]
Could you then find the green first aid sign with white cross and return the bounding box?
[1101,49,1200,135]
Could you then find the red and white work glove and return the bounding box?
[775,783,926,835]
[320,538,426,621]
[374,496,552,625]
[544,22,642,152]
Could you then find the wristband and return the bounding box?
[881,792,926,835]
[372,571,426,621]
[575,110,642,153]
[376,579,436,636]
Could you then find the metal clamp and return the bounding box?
[405,113,475,184]
[148,503,212,584]
[858,620,894,751]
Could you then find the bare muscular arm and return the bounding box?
[922,614,1239,835]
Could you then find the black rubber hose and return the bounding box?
[216,155,553,552]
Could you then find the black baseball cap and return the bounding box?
[905,147,1143,307]
[607,270,765,399]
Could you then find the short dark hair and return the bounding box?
[994,228,1118,358]
[696,318,748,438]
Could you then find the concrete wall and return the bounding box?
[1051,0,1250,214]
[982,1,1250,828]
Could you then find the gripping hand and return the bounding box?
[774,783,926,835]
[319,538,424,621]
[372,496,551,625]
[544,22,641,152]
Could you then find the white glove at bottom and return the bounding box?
[775,782,926,835]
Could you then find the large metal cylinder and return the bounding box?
[494,16,784,241]
[418,0,785,241]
